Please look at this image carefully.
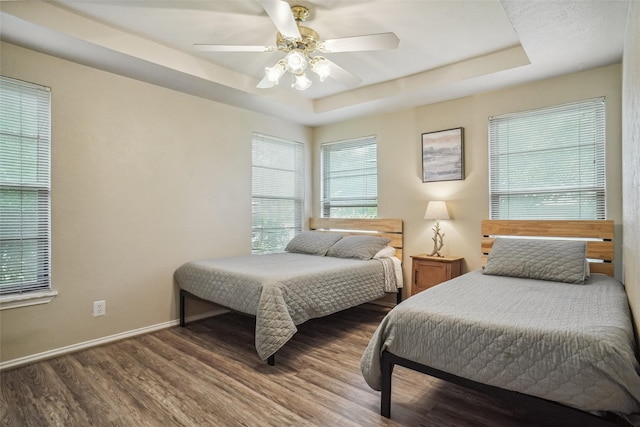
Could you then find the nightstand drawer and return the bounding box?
[410,255,463,295]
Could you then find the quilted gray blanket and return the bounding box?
[361,270,640,417]
[175,252,396,360]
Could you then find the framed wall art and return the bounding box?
[421,127,464,183]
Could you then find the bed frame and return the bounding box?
[179,217,403,365]
[380,219,627,426]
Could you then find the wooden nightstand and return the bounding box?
[410,255,464,295]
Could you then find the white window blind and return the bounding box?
[0,76,51,295]
[321,136,377,218]
[252,133,304,254]
[488,98,605,219]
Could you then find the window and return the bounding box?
[251,133,304,254]
[488,98,605,219]
[0,76,52,304]
[321,136,377,218]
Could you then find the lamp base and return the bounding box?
[427,221,445,257]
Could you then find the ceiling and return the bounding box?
[0,0,630,126]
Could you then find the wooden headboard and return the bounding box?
[481,220,615,277]
[309,218,403,261]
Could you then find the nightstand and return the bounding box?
[410,255,464,295]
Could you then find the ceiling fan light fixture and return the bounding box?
[310,57,331,82]
[292,73,312,91]
[194,1,400,92]
[285,49,308,74]
[265,61,286,84]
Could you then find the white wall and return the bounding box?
[0,42,311,363]
[313,64,623,300]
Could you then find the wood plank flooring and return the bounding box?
[0,306,581,426]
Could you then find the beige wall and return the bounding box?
[622,1,640,335]
[0,41,628,364]
[0,42,311,363]
[313,64,623,300]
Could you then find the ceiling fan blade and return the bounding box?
[256,75,276,89]
[193,44,271,52]
[258,0,301,39]
[321,32,399,53]
[325,59,362,87]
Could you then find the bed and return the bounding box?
[360,220,640,425]
[175,218,403,365]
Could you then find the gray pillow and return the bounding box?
[482,238,588,284]
[285,231,343,256]
[326,235,392,260]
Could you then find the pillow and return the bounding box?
[585,259,591,280]
[326,235,392,260]
[285,231,343,256]
[482,238,588,284]
[373,245,396,259]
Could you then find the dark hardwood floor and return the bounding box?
[1,306,571,426]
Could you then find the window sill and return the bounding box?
[0,290,59,311]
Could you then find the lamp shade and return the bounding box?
[293,73,312,91]
[285,50,308,74]
[424,201,450,220]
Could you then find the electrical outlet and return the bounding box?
[93,300,106,317]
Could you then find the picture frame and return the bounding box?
[421,127,464,183]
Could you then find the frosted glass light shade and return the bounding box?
[293,73,312,91]
[311,57,331,82]
[265,62,286,84]
[285,50,308,74]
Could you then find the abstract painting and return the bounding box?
[422,127,464,183]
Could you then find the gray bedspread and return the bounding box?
[175,252,396,360]
[360,270,640,417]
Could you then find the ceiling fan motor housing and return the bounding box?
[276,25,319,53]
[273,4,317,52]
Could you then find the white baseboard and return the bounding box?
[0,309,225,371]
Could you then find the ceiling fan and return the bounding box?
[193,0,400,91]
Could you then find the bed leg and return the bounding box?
[179,289,186,327]
[267,354,275,366]
[381,351,394,418]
